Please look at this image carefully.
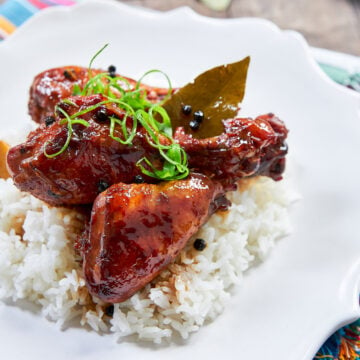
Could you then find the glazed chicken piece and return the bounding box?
[8,95,163,206]
[29,66,170,124]
[29,66,97,124]
[175,112,288,189]
[7,95,288,205]
[82,173,228,303]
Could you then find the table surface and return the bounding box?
[0,0,359,56]
[124,0,360,56]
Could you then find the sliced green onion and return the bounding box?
[88,43,109,79]
[47,45,189,181]
[72,83,82,95]
[44,106,90,158]
[136,69,173,102]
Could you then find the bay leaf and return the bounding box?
[163,56,250,139]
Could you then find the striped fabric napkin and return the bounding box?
[0,0,78,40]
[0,0,360,359]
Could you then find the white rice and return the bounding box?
[0,173,296,343]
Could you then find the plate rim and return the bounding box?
[0,1,360,358]
[2,0,359,104]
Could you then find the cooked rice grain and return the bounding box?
[0,176,296,343]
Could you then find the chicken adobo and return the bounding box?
[7,59,288,303]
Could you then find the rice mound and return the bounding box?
[0,176,295,343]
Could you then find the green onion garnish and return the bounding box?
[44,45,189,181]
[44,106,90,158]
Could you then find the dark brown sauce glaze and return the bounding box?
[8,66,290,304]
[7,95,287,206]
[175,112,288,189]
[28,66,170,124]
[82,173,226,303]
[29,66,98,124]
[7,95,165,206]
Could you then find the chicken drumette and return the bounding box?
[83,173,228,302]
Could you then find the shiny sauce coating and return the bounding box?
[83,173,227,302]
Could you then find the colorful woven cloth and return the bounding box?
[0,0,360,358]
[315,320,360,360]
[0,0,77,39]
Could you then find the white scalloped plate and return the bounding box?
[0,1,360,359]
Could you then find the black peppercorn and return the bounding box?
[182,104,192,115]
[96,108,108,122]
[193,110,204,123]
[108,65,116,78]
[63,69,74,80]
[193,238,206,251]
[105,305,114,317]
[98,180,110,193]
[44,116,56,127]
[189,120,200,131]
[134,175,145,184]
[108,65,116,73]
